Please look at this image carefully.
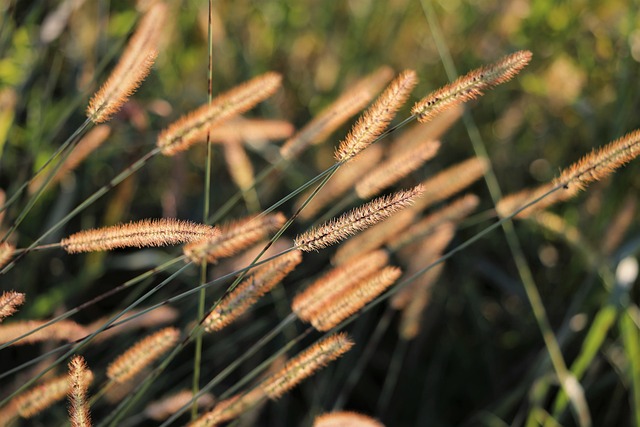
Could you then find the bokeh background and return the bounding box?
[1,0,639,426]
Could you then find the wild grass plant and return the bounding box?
[0,1,639,426]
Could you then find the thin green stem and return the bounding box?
[159,314,306,427]
[333,306,395,410]
[192,0,216,418]
[0,118,92,243]
[420,2,589,426]
[377,334,409,417]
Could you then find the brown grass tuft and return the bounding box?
[398,263,444,340]
[335,70,418,163]
[391,224,455,311]
[0,319,87,345]
[0,242,15,269]
[188,388,266,427]
[294,185,423,252]
[388,193,479,251]
[14,369,93,419]
[157,72,282,156]
[603,194,637,255]
[203,250,302,332]
[556,129,640,191]
[280,66,394,159]
[0,290,25,322]
[61,218,218,254]
[87,3,166,123]
[106,327,180,383]
[68,355,92,427]
[495,183,557,219]
[208,118,294,144]
[497,129,640,218]
[261,333,354,399]
[332,209,415,265]
[184,213,286,264]
[412,50,532,123]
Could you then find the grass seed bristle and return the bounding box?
[308,266,401,331]
[0,290,25,322]
[280,66,394,159]
[203,250,302,332]
[294,185,423,252]
[157,72,282,156]
[106,327,180,383]
[87,3,167,123]
[67,355,92,427]
[61,218,218,254]
[412,50,532,123]
[335,70,418,163]
[184,213,286,264]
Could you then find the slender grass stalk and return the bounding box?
[0,118,91,227]
[421,3,589,425]
[0,119,92,245]
[0,263,192,408]
[0,147,162,274]
[620,309,640,427]
[194,2,216,415]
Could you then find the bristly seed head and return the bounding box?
[294,185,424,252]
[412,50,532,123]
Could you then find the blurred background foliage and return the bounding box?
[0,0,639,426]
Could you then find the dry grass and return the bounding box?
[1,3,639,427]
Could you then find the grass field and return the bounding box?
[0,1,639,426]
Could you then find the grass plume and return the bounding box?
[411,50,532,123]
[184,213,286,264]
[497,129,640,218]
[280,66,394,159]
[106,327,180,383]
[0,290,25,322]
[61,218,218,254]
[261,333,354,398]
[86,3,167,123]
[295,185,423,252]
[335,70,418,163]
[67,355,93,427]
[307,266,401,331]
[157,72,282,156]
[203,250,302,332]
